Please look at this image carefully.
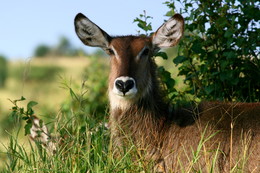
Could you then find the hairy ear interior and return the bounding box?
[152,14,184,48]
[74,13,111,48]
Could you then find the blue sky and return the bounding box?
[0,0,175,59]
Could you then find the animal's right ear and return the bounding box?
[74,13,111,48]
[152,14,184,48]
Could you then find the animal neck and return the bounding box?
[108,77,169,151]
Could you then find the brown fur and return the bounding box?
[107,37,260,172]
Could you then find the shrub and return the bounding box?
[34,44,51,57]
[33,37,88,57]
[27,66,63,82]
[60,57,109,121]
[13,65,63,82]
[82,57,109,118]
[0,55,8,88]
[165,0,260,102]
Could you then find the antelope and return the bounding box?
[73,13,260,172]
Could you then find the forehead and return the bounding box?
[110,36,152,56]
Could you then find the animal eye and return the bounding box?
[141,48,150,57]
[106,48,114,55]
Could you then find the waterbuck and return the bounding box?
[73,13,260,172]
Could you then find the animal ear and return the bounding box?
[74,13,112,48]
[152,14,184,48]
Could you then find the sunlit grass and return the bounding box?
[1,106,252,172]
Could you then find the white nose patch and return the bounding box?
[113,76,137,98]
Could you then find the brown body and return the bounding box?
[111,99,260,172]
[74,13,260,172]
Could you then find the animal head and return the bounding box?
[74,13,184,109]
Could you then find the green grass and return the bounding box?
[1,102,251,172]
[0,57,93,171]
[1,97,147,173]
[1,89,252,173]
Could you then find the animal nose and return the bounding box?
[115,79,135,95]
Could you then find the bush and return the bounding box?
[0,111,22,136]
[27,66,63,82]
[0,55,8,88]
[34,44,51,57]
[165,0,260,102]
[82,57,109,118]
[33,37,88,57]
[60,57,109,121]
[13,65,63,82]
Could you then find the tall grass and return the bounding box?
[2,97,253,172]
[1,84,148,172]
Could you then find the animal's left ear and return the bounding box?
[74,13,111,49]
[152,14,184,48]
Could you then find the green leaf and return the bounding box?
[173,56,188,65]
[220,61,229,69]
[133,11,153,35]
[22,116,29,120]
[204,85,214,95]
[227,51,236,59]
[39,119,44,128]
[220,71,233,82]
[191,41,204,54]
[166,78,176,90]
[20,96,26,101]
[158,66,176,91]
[165,10,174,17]
[12,106,17,111]
[70,88,79,101]
[27,101,38,111]
[224,29,233,38]
[155,52,168,60]
[19,107,24,115]
[24,121,32,136]
[231,78,239,85]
